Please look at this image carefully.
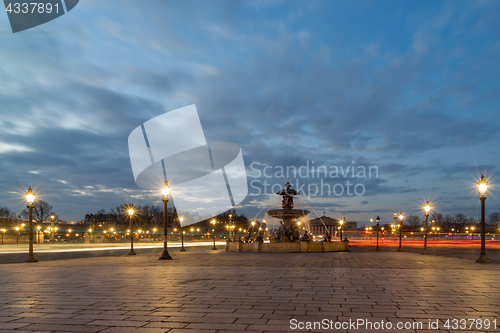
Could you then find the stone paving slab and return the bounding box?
[0,250,499,332]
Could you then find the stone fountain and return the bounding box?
[226,182,349,252]
[266,182,310,242]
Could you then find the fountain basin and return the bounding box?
[226,240,349,252]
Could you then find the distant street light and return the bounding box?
[1,228,6,244]
[25,186,37,262]
[339,218,344,240]
[375,216,380,250]
[229,214,234,241]
[128,208,136,255]
[476,175,491,263]
[211,219,217,250]
[50,215,55,241]
[159,181,173,260]
[179,217,186,252]
[397,213,404,252]
[36,225,41,244]
[423,201,431,255]
[393,212,397,240]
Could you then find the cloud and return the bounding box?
[0,0,499,222]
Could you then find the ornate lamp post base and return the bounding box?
[159,250,173,260]
[128,249,136,256]
[476,254,491,263]
[421,249,429,255]
[397,247,404,252]
[25,256,38,262]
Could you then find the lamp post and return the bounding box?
[36,226,41,243]
[339,219,344,240]
[128,208,136,255]
[25,186,37,262]
[15,227,20,244]
[211,219,217,250]
[476,175,491,263]
[397,213,404,252]
[251,221,256,240]
[375,216,380,250]
[423,201,430,255]
[229,214,233,241]
[179,217,186,251]
[393,212,397,242]
[50,215,55,241]
[1,229,5,244]
[159,181,173,260]
[471,226,475,243]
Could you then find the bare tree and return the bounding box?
[0,207,16,227]
[488,212,500,225]
[21,200,55,224]
[406,215,421,230]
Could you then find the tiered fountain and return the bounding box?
[226,182,349,252]
[266,182,310,242]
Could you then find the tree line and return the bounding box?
[394,212,500,232]
[0,200,56,227]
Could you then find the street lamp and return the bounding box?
[229,214,234,241]
[15,226,20,244]
[339,219,344,240]
[393,212,397,239]
[159,181,173,260]
[128,208,136,255]
[251,221,256,239]
[423,201,431,255]
[375,216,380,250]
[50,215,56,241]
[1,228,6,244]
[397,213,404,252]
[211,219,217,250]
[471,226,475,242]
[25,186,37,262]
[179,217,186,251]
[36,225,41,244]
[476,175,491,263]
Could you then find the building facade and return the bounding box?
[309,215,357,236]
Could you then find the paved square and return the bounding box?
[0,249,499,332]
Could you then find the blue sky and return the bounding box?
[0,0,499,225]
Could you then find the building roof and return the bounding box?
[309,216,339,226]
[309,216,357,226]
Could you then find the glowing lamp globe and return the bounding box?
[478,175,488,195]
[25,186,35,204]
[161,181,170,197]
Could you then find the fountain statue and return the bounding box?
[266,182,310,242]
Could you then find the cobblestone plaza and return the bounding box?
[1,249,499,332]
